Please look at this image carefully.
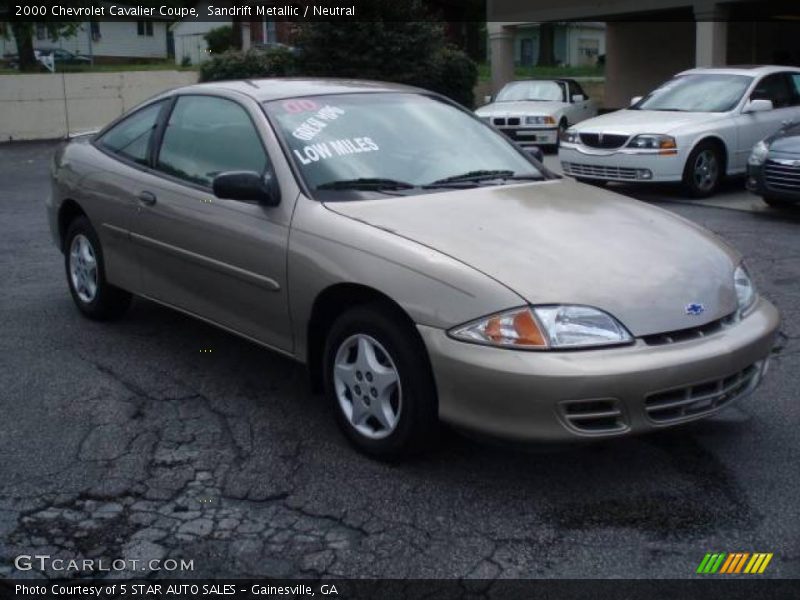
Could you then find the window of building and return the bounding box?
[137,21,153,37]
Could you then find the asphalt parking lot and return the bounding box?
[1,141,798,580]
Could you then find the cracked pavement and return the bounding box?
[1,141,799,580]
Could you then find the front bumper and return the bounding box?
[747,158,800,202]
[418,297,779,442]
[559,144,685,183]
[497,126,559,146]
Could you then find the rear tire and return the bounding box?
[683,141,723,198]
[323,304,438,460]
[64,216,131,320]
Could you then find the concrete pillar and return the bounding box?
[694,3,728,67]
[489,27,515,95]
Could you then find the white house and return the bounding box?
[171,1,230,66]
[512,22,606,67]
[1,5,170,62]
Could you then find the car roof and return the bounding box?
[677,65,800,77]
[168,78,425,103]
[505,78,576,85]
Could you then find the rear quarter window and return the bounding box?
[97,101,165,165]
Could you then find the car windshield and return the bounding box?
[264,93,544,200]
[632,74,753,112]
[495,81,565,103]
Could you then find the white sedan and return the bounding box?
[559,65,800,197]
[476,79,598,150]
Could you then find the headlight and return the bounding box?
[748,140,769,166]
[561,128,579,144]
[734,264,756,314]
[449,305,633,349]
[627,134,677,153]
[525,115,556,125]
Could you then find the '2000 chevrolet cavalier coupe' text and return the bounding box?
[47,79,779,458]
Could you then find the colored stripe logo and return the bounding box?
[697,552,773,574]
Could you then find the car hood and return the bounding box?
[477,101,567,117]
[768,127,800,154]
[325,180,740,336]
[575,109,725,135]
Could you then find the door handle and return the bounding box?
[137,191,157,206]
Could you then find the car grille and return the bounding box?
[559,398,628,434]
[642,313,737,346]
[764,159,800,192]
[562,162,639,180]
[579,133,629,149]
[644,363,761,423]
[492,117,521,127]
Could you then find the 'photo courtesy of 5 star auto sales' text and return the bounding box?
[2,2,800,595]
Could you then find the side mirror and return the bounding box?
[483,95,492,105]
[743,99,773,113]
[571,94,585,102]
[630,96,642,106]
[525,146,544,162]
[212,171,280,206]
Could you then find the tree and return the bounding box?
[537,22,556,67]
[9,22,80,71]
[292,1,478,105]
[204,25,234,55]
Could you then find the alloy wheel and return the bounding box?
[693,149,719,192]
[69,234,98,303]
[333,334,402,440]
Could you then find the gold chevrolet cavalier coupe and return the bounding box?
[47,79,780,459]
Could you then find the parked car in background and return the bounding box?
[476,79,598,150]
[48,79,778,459]
[559,66,800,197]
[4,48,90,70]
[38,48,92,66]
[4,49,42,70]
[747,122,800,208]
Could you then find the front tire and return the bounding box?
[323,304,438,460]
[64,216,131,320]
[683,142,722,198]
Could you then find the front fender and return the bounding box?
[287,195,525,362]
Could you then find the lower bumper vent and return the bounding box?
[559,398,628,434]
[644,363,761,423]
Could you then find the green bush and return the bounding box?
[203,25,234,56]
[199,47,297,82]
[419,46,478,108]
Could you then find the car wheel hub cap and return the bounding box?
[694,150,718,190]
[69,234,98,303]
[333,334,402,440]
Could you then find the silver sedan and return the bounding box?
[47,79,779,458]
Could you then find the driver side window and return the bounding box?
[156,95,268,188]
[751,74,793,109]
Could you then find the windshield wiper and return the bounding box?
[425,170,543,188]
[317,178,415,191]
[427,170,515,185]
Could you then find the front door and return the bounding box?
[733,72,800,171]
[130,94,293,352]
